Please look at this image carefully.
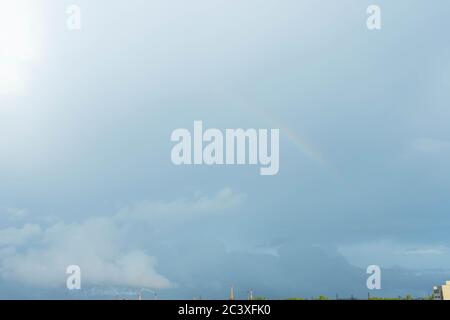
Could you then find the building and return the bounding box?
[433,287,442,300]
[433,281,450,300]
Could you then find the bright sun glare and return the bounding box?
[0,1,41,95]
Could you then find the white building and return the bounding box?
[433,281,450,300]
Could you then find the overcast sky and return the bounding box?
[0,0,450,299]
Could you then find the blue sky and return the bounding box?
[0,0,450,299]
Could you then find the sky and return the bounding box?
[0,0,450,299]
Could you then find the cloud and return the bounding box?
[0,223,41,246]
[401,248,445,256]
[115,188,245,223]
[0,217,171,289]
[0,188,244,293]
[155,240,369,299]
[338,240,450,270]
[0,207,28,222]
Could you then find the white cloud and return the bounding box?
[115,188,245,223]
[0,223,41,246]
[0,217,171,289]
[0,207,29,221]
[338,240,450,270]
[401,248,445,256]
[0,189,244,291]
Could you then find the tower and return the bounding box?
[230,286,235,300]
